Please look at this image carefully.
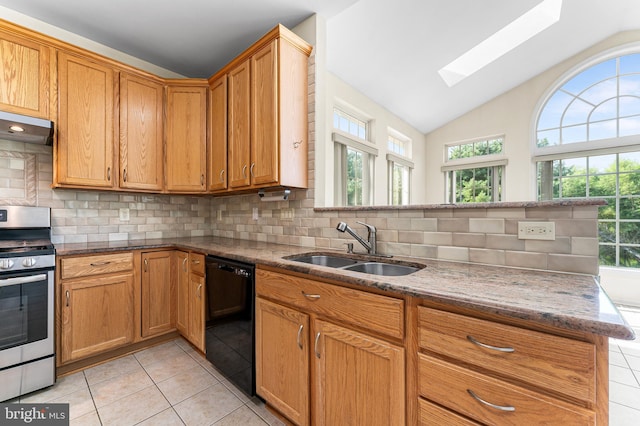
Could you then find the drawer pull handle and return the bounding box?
[197,284,202,299]
[90,261,111,267]
[107,167,111,181]
[192,259,201,265]
[250,163,255,177]
[467,335,515,353]
[219,169,225,182]
[65,290,70,307]
[302,291,321,301]
[182,257,188,272]
[467,389,515,412]
[314,332,321,358]
[297,324,304,350]
[123,168,127,182]
[242,164,247,179]
[144,258,148,272]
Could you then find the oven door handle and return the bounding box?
[0,273,48,287]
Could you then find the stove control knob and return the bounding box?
[22,257,37,267]
[0,259,15,269]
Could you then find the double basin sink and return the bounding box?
[285,253,425,276]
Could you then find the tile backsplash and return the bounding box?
[0,50,600,275]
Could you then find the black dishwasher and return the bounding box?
[205,255,255,396]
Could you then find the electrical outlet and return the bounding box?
[216,210,223,221]
[517,221,555,240]
[252,207,259,220]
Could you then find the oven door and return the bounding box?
[0,269,54,369]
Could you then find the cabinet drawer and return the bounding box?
[256,269,404,339]
[60,252,134,279]
[419,354,595,425]
[419,398,480,426]
[189,253,205,275]
[418,307,595,403]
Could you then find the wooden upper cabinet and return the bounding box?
[251,40,279,186]
[0,29,53,119]
[208,75,228,191]
[165,83,207,192]
[227,59,251,189]
[119,73,164,191]
[56,52,116,188]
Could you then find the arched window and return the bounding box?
[535,50,640,269]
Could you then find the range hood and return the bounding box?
[0,110,53,145]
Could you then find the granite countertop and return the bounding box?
[55,236,636,341]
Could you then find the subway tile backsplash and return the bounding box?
[0,50,600,275]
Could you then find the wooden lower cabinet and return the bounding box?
[175,251,205,352]
[141,250,175,338]
[255,269,405,425]
[188,271,205,351]
[256,297,310,426]
[314,320,405,426]
[60,273,135,363]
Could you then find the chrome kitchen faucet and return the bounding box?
[336,221,377,255]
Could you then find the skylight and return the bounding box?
[438,0,563,87]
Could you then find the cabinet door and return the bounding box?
[251,39,279,186]
[256,297,310,426]
[313,320,405,426]
[175,251,190,336]
[227,59,251,189]
[188,272,205,352]
[208,75,228,191]
[57,52,115,188]
[165,85,207,192]
[0,30,52,119]
[119,72,164,191]
[141,251,175,338]
[60,273,134,363]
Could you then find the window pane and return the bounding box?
[619,115,640,137]
[562,124,587,144]
[619,75,640,97]
[620,96,640,117]
[488,139,503,154]
[346,148,363,206]
[561,157,587,176]
[391,163,410,206]
[563,99,592,127]
[599,245,617,266]
[620,53,640,74]
[619,172,640,196]
[589,174,616,196]
[588,154,616,174]
[581,78,617,105]
[538,91,573,130]
[599,204,616,220]
[560,175,587,197]
[590,98,617,122]
[599,222,617,243]
[537,129,559,147]
[619,246,640,268]
[589,119,617,141]
[620,151,640,171]
[561,59,616,95]
[620,198,640,219]
[620,222,640,244]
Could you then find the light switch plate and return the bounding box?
[119,208,130,221]
[518,221,555,240]
[252,207,259,220]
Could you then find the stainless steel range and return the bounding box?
[0,206,55,402]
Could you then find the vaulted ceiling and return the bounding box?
[1,0,639,133]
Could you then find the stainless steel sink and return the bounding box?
[287,254,359,268]
[341,262,421,276]
[285,252,424,276]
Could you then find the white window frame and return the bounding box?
[387,153,413,205]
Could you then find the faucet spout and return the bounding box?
[335,221,376,255]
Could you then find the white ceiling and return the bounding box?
[1,0,639,134]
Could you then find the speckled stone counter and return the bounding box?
[54,235,635,340]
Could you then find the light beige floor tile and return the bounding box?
[173,383,243,426]
[144,352,200,383]
[97,385,170,426]
[611,401,640,426]
[610,364,640,388]
[610,350,629,368]
[135,341,184,367]
[157,364,219,405]
[214,405,268,425]
[70,409,101,426]
[174,337,193,351]
[83,354,143,385]
[220,378,251,403]
[137,407,185,426]
[21,371,87,403]
[51,386,95,420]
[90,368,154,408]
[199,361,226,382]
[247,398,286,426]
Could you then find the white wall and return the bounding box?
[424,30,640,204]
[321,72,428,206]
